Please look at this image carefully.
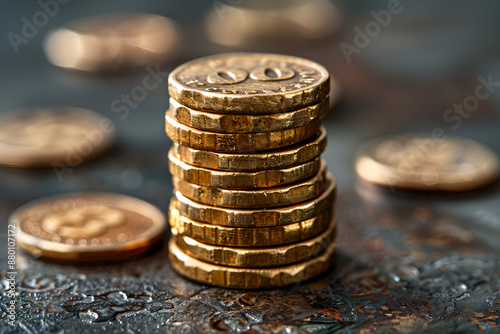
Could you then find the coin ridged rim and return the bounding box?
[170,127,327,171]
[166,113,321,152]
[168,237,336,289]
[171,172,336,227]
[167,95,329,133]
[169,148,322,189]
[11,192,166,261]
[175,218,336,267]
[173,163,327,208]
[169,206,332,247]
[168,52,330,114]
[355,134,500,191]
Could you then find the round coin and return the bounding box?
[0,108,114,168]
[168,96,329,133]
[12,192,166,261]
[166,113,321,152]
[173,164,327,208]
[170,127,326,171]
[355,133,500,191]
[168,237,336,289]
[169,206,331,247]
[175,218,336,267]
[168,53,330,113]
[44,13,182,73]
[171,172,336,227]
[169,149,322,189]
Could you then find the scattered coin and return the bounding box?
[0,107,114,168]
[12,192,166,261]
[355,133,500,191]
[44,13,181,72]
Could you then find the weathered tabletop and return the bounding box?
[1,1,500,333]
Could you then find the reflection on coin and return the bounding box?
[168,53,330,113]
[170,127,327,171]
[204,0,341,49]
[12,192,166,261]
[355,133,500,191]
[173,164,327,208]
[175,218,336,267]
[168,96,329,133]
[169,206,331,247]
[44,13,181,73]
[168,237,336,289]
[172,172,336,227]
[169,148,321,189]
[0,108,114,168]
[166,113,321,152]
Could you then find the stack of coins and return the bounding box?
[165,53,337,289]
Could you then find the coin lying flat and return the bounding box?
[168,237,336,289]
[168,53,330,113]
[168,96,329,133]
[12,192,166,261]
[0,108,114,168]
[166,113,321,153]
[173,164,327,208]
[175,218,336,267]
[170,127,327,171]
[44,13,181,73]
[355,134,500,191]
[170,206,331,247]
[171,172,336,227]
[169,149,321,189]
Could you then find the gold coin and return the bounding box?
[167,96,329,133]
[173,164,327,208]
[168,237,336,289]
[175,218,336,267]
[170,127,327,171]
[168,53,330,114]
[0,108,114,168]
[171,172,336,227]
[355,133,500,191]
[169,205,331,247]
[169,148,322,189]
[44,13,181,72]
[166,113,321,152]
[12,192,166,261]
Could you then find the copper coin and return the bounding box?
[12,192,166,261]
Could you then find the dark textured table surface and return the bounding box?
[1,1,500,333]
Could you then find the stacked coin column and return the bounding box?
[165,53,337,289]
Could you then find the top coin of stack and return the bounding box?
[165,53,337,289]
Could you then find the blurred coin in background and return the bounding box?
[204,0,341,49]
[43,13,182,73]
[355,133,500,191]
[0,107,114,168]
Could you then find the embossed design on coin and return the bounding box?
[355,134,500,191]
[12,192,166,261]
[168,53,330,113]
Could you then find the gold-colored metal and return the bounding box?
[169,206,331,247]
[168,237,336,289]
[173,164,327,208]
[0,108,114,168]
[12,192,166,261]
[166,113,321,152]
[355,133,500,191]
[170,127,327,171]
[43,13,182,73]
[175,218,336,267]
[168,96,329,133]
[169,149,322,189]
[168,53,330,113]
[171,173,336,227]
